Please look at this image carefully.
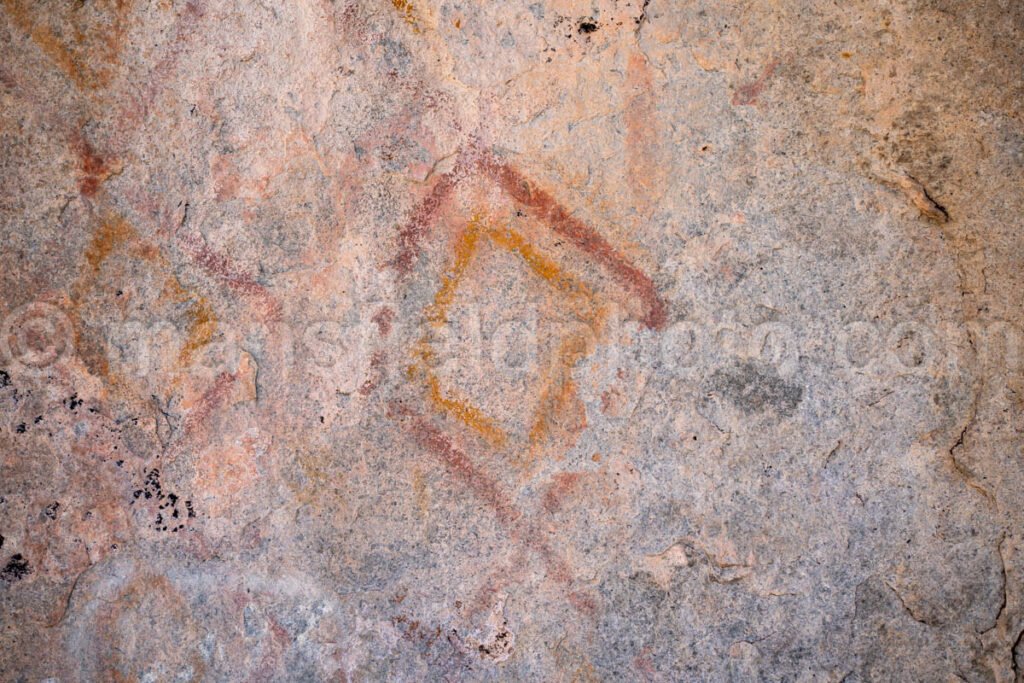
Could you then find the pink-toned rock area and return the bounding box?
[1,0,1023,680]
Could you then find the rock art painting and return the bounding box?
[1,0,1023,680]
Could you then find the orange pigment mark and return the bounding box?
[79,214,217,371]
[1,0,131,91]
[527,328,594,451]
[482,219,607,451]
[5,7,91,89]
[411,219,509,447]
[412,215,607,456]
[412,467,429,516]
[177,291,216,365]
[426,374,507,448]
[85,214,134,271]
[482,224,595,307]
[477,151,667,329]
[391,0,420,32]
[425,222,481,324]
[490,227,605,456]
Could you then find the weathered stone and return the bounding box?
[1,0,1022,679]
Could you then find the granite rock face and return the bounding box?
[1,0,1023,680]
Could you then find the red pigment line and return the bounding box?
[392,162,465,276]
[182,370,236,438]
[176,231,282,321]
[514,517,573,584]
[479,153,667,329]
[731,58,779,107]
[406,415,517,523]
[178,232,264,294]
[254,613,291,680]
[359,351,387,396]
[394,408,580,589]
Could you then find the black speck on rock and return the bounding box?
[0,370,10,388]
[578,20,599,33]
[1,553,30,582]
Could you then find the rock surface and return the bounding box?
[1,0,1022,680]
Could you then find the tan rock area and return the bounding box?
[1,0,1022,679]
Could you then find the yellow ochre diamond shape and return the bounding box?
[409,214,612,457]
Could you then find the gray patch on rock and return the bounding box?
[706,360,803,416]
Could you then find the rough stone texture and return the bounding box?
[1,0,1022,680]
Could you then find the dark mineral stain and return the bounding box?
[0,370,10,388]
[708,360,803,416]
[133,468,194,531]
[578,20,599,33]
[43,502,60,520]
[1,554,30,582]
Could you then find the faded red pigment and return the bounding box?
[181,371,237,439]
[393,406,589,604]
[391,148,667,330]
[371,306,395,336]
[176,230,282,321]
[75,136,113,198]
[392,163,464,275]
[478,151,667,330]
[732,59,779,106]
[403,412,518,524]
